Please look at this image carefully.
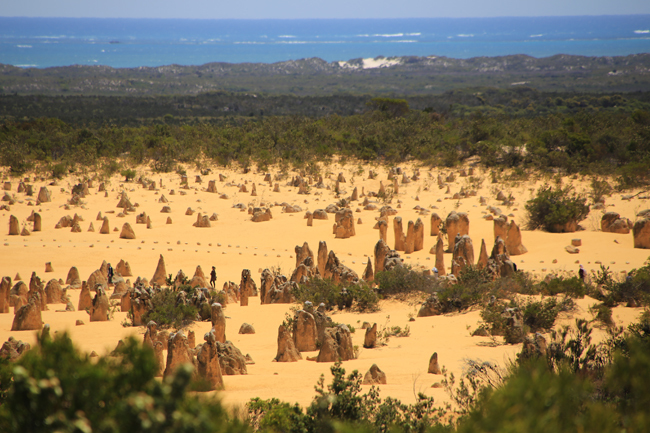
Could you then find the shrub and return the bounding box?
[293,279,379,312]
[120,168,136,181]
[0,332,238,432]
[525,184,589,232]
[140,288,198,329]
[522,298,566,332]
[539,276,587,298]
[375,265,437,296]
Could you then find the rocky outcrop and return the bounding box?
[295,242,315,269]
[414,218,424,251]
[435,235,446,276]
[239,323,255,334]
[505,220,527,255]
[78,281,93,311]
[418,293,443,317]
[316,325,355,362]
[393,217,406,251]
[8,215,20,236]
[445,211,470,252]
[119,222,136,239]
[99,217,110,234]
[363,258,374,282]
[334,209,356,239]
[66,266,81,288]
[151,254,167,287]
[493,215,508,242]
[293,310,318,352]
[374,239,402,274]
[11,292,43,331]
[363,323,377,348]
[601,212,632,234]
[44,279,64,304]
[428,352,442,374]
[0,337,30,361]
[634,218,650,249]
[317,241,328,277]
[37,187,51,203]
[196,329,224,390]
[87,269,108,292]
[89,287,110,321]
[486,237,516,278]
[376,219,388,243]
[216,341,248,375]
[251,208,273,222]
[240,268,257,299]
[163,331,195,377]
[275,325,302,362]
[477,239,489,269]
[190,265,208,288]
[0,277,11,313]
[451,235,474,275]
[363,364,387,385]
[323,251,359,284]
[430,213,442,236]
[116,259,132,277]
[211,303,226,343]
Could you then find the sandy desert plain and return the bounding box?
[0,159,648,410]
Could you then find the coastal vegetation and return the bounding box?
[1,101,649,190]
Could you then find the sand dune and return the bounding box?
[1,161,647,409]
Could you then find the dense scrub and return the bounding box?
[1,106,649,189]
[525,185,590,232]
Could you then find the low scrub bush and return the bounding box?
[375,265,437,296]
[525,184,589,232]
[538,276,587,298]
[293,279,379,313]
[140,288,198,329]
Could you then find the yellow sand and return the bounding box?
[0,161,647,410]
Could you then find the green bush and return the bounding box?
[140,288,198,329]
[522,298,567,332]
[0,332,242,432]
[293,279,379,312]
[375,265,436,296]
[539,276,587,298]
[525,185,589,232]
[120,168,136,181]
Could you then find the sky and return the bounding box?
[1,0,650,19]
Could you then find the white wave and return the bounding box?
[392,40,417,43]
[530,34,543,38]
[634,30,650,34]
[405,32,421,36]
[457,34,474,37]
[16,64,37,67]
[16,45,32,48]
[34,35,67,39]
[278,35,296,38]
[373,33,404,37]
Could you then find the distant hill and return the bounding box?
[1,53,650,96]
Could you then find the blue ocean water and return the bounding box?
[0,16,649,68]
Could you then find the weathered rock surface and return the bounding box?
[151,254,167,287]
[316,325,355,362]
[363,323,377,348]
[274,325,302,362]
[363,364,387,385]
[293,310,318,352]
[164,331,194,377]
[446,211,470,252]
[634,218,650,249]
[89,287,110,321]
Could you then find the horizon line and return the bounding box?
[2,14,650,20]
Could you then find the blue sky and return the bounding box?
[2,0,650,19]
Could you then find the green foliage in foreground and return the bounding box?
[525,184,590,232]
[0,332,245,433]
[1,317,650,433]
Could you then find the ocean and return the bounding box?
[1,15,649,68]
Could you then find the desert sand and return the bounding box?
[1,160,648,410]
